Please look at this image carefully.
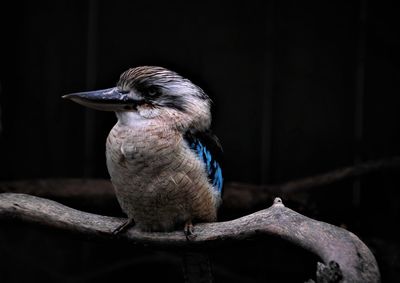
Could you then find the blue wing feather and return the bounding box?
[184,131,223,195]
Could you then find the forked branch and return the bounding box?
[0,193,380,282]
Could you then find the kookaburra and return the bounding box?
[63,66,223,236]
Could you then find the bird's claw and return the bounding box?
[184,221,196,241]
[112,219,135,235]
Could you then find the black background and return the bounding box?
[0,1,399,282]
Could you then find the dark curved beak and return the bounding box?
[62,87,143,111]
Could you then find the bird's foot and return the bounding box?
[184,221,196,241]
[113,219,135,235]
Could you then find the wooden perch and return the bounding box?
[0,193,380,282]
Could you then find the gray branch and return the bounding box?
[0,193,380,282]
[2,156,399,212]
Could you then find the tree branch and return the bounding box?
[0,193,380,282]
[1,156,399,212]
[224,155,400,210]
[270,155,400,194]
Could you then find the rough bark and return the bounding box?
[0,193,380,282]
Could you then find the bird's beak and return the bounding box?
[62,87,143,111]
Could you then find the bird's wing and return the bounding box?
[184,130,223,196]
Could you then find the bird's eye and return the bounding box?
[147,86,159,97]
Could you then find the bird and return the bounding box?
[63,66,223,237]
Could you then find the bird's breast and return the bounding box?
[105,122,217,231]
[106,122,180,180]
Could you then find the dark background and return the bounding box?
[1,0,399,282]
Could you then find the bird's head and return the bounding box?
[63,66,212,131]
